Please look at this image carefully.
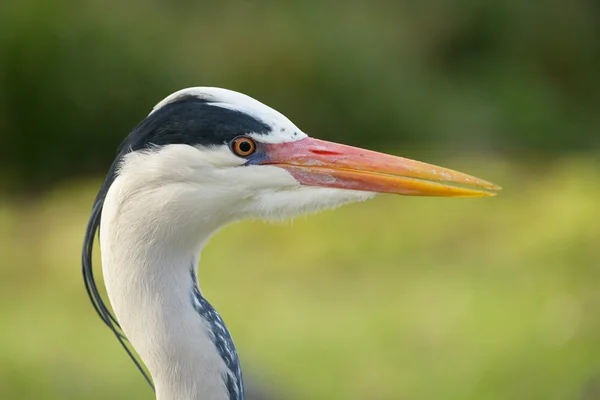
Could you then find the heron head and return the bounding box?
[108,87,500,226]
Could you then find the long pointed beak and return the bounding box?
[260,137,501,197]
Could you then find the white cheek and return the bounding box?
[243,185,376,221]
[210,163,376,220]
[219,164,300,191]
[115,143,376,225]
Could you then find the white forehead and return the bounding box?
[151,87,308,144]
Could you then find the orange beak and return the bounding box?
[260,138,500,197]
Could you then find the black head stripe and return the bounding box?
[97,95,273,206]
[118,96,272,155]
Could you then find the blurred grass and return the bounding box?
[1,156,599,400]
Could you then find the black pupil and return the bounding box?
[238,141,252,153]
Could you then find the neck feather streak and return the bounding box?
[99,177,244,400]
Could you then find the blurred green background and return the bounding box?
[1,1,599,399]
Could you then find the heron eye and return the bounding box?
[231,137,256,157]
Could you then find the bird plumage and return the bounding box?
[84,88,372,400]
[83,87,499,400]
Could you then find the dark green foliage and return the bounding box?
[1,0,598,190]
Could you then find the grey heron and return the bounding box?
[82,87,500,400]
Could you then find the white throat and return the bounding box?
[99,173,242,400]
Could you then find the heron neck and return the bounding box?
[99,179,243,400]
